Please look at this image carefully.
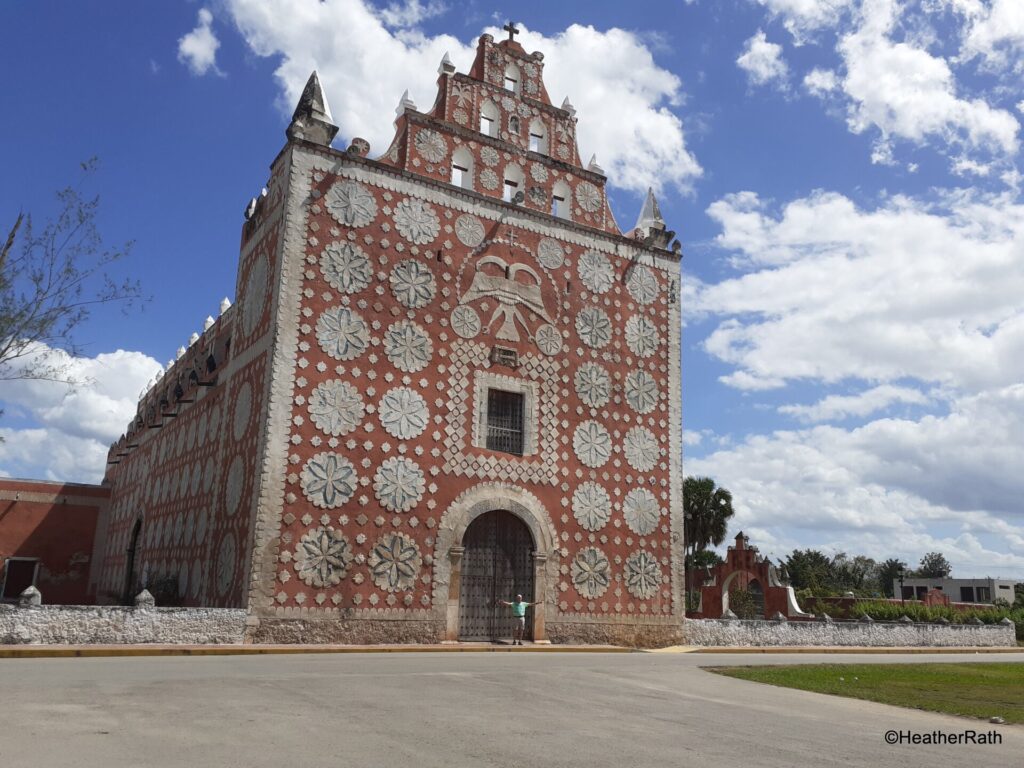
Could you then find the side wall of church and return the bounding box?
[244,141,682,645]
[92,161,290,608]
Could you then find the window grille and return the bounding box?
[489,346,518,367]
[486,389,525,456]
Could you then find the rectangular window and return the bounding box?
[480,115,494,135]
[503,180,518,203]
[486,389,525,456]
[976,586,991,602]
[1,558,39,601]
[504,75,517,92]
[551,194,565,217]
[529,132,542,153]
[960,586,975,602]
[451,163,468,188]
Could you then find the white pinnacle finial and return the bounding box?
[204,315,215,330]
[561,96,575,118]
[166,359,174,370]
[395,89,417,120]
[189,332,200,346]
[438,51,455,75]
[176,346,186,360]
[220,297,232,314]
[587,154,605,175]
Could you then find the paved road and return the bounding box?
[1,651,1021,767]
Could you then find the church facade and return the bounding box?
[92,31,684,645]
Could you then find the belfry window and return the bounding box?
[503,179,518,203]
[480,100,499,138]
[551,180,570,219]
[451,147,474,190]
[486,389,525,456]
[504,63,520,94]
[528,118,547,154]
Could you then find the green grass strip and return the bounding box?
[710,663,1024,723]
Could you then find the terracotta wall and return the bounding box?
[0,479,108,604]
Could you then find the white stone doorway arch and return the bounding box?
[433,482,558,642]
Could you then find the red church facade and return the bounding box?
[77,31,684,645]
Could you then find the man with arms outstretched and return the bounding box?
[497,593,539,645]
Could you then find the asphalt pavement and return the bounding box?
[1,650,1021,767]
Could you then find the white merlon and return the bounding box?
[176,346,186,360]
[189,332,200,345]
[220,297,232,314]
[204,315,215,330]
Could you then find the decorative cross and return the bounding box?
[507,226,518,248]
[503,21,520,41]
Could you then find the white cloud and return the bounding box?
[803,67,839,95]
[688,385,1024,577]
[376,0,447,28]
[736,30,790,88]
[177,7,222,77]
[220,0,700,195]
[957,0,1024,73]
[754,0,855,40]
[779,384,932,422]
[0,345,162,483]
[839,0,1019,160]
[696,188,1024,392]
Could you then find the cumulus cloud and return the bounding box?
[219,0,700,194]
[956,0,1024,74]
[0,344,162,482]
[779,384,932,423]
[803,67,839,96]
[736,30,790,88]
[177,7,222,76]
[753,0,856,41]
[839,0,1019,161]
[695,188,1024,392]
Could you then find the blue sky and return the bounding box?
[2,0,1023,579]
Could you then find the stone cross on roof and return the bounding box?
[503,21,520,41]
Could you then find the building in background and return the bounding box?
[896,577,1016,605]
[17,29,685,645]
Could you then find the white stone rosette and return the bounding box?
[623,426,661,472]
[224,455,245,516]
[480,168,499,190]
[573,420,611,468]
[373,456,425,513]
[574,362,611,408]
[383,320,433,373]
[414,129,447,163]
[480,146,499,167]
[294,527,353,587]
[378,386,429,439]
[622,488,661,535]
[393,198,440,245]
[625,550,662,599]
[241,252,268,338]
[215,533,237,598]
[326,179,377,228]
[320,241,372,295]
[389,259,436,309]
[455,214,485,247]
[537,238,564,270]
[571,547,611,599]
[232,381,252,441]
[575,307,612,349]
[626,265,659,305]
[300,452,358,509]
[578,250,614,294]
[530,163,548,183]
[316,306,369,361]
[308,379,365,436]
[575,181,601,212]
[368,532,422,592]
[535,323,562,356]
[572,482,611,531]
[624,370,658,414]
[625,314,658,358]
[450,305,481,339]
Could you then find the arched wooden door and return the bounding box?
[458,511,535,641]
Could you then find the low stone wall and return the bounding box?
[683,617,1016,647]
[0,603,247,645]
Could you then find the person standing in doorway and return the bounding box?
[497,594,539,645]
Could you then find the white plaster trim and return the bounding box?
[471,371,539,456]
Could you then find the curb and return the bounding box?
[687,646,1023,654]
[0,643,633,659]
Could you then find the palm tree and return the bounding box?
[683,476,734,568]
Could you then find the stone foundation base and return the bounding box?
[246,617,445,645]
[546,620,683,648]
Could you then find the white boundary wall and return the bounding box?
[684,618,1016,647]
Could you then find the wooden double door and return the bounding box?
[458,511,534,641]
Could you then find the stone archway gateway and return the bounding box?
[434,482,558,643]
[458,510,534,641]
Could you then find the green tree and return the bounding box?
[877,558,908,598]
[691,549,724,569]
[916,552,953,578]
[1,159,144,388]
[829,553,880,594]
[683,476,734,568]
[782,549,832,593]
